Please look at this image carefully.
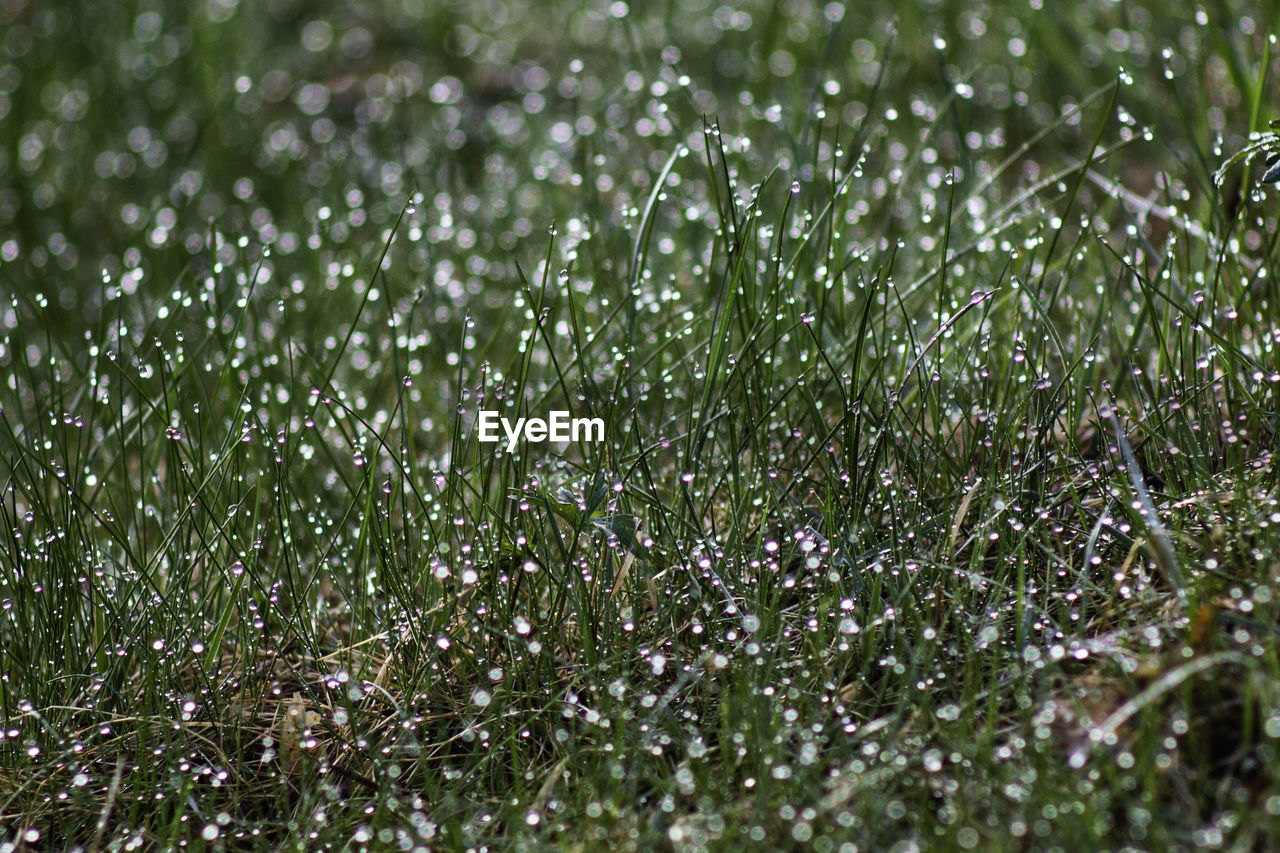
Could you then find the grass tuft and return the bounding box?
[4,1,1280,849]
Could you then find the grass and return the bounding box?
[4,0,1280,849]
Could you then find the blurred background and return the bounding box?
[2,0,1275,322]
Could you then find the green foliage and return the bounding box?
[4,0,1280,849]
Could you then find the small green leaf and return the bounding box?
[588,513,648,557]
[528,488,583,526]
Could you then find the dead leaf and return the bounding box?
[279,692,321,779]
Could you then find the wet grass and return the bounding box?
[4,1,1280,850]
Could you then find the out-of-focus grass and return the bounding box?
[3,1,1280,849]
